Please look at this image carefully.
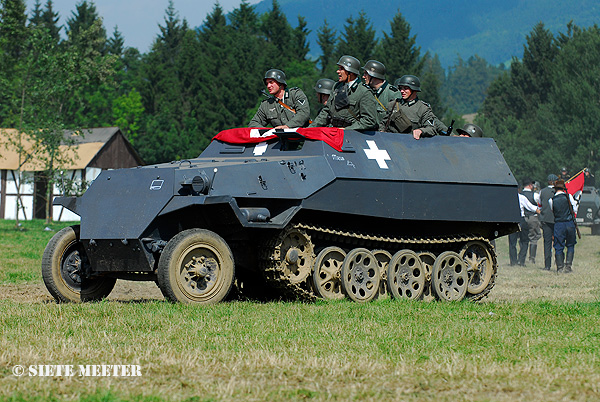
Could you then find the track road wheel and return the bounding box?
[275,227,315,284]
[373,250,392,300]
[158,229,234,304]
[42,225,116,303]
[312,247,346,300]
[432,251,468,301]
[418,252,436,302]
[387,250,425,300]
[341,248,380,303]
[460,241,494,295]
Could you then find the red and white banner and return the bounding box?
[213,127,345,152]
[566,169,585,195]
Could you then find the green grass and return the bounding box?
[1,300,599,401]
[1,220,600,401]
[0,220,75,284]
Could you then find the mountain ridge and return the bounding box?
[252,0,600,68]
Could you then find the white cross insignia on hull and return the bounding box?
[363,140,391,169]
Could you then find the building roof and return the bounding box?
[0,127,143,171]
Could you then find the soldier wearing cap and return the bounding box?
[361,60,398,124]
[549,179,579,273]
[539,174,558,270]
[309,55,378,131]
[381,75,447,139]
[456,123,483,137]
[314,78,335,105]
[249,68,310,129]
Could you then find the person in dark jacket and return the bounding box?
[549,179,578,273]
[539,174,557,270]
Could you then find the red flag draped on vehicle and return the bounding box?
[565,169,586,195]
[213,127,345,152]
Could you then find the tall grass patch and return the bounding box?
[1,300,599,401]
[0,220,75,284]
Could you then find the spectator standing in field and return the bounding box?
[550,179,579,273]
[539,174,558,271]
[521,178,541,264]
[509,189,540,266]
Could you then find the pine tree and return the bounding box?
[65,0,106,55]
[260,0,292,67]
[443,55,503,115]
[0,0,28,63]
[41,0,61,44]
[420,53,446,120]
[374,11,423,82]
[336,11,376,65]
[29,0,43,26]
[291,16,310,62]
[316,19,337,76]
[107,26,124,56]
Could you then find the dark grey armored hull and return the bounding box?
[47,129,520,304]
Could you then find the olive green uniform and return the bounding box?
[309,79,378,131]
[381,97,447,136]
[249,87,310,128]
[372,82,399,125]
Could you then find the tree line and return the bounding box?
[0,0,597,186]
[478,22,600,182]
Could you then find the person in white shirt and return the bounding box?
[508,189,540,266]
[521,178,542,264]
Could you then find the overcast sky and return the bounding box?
[25,0,262,53]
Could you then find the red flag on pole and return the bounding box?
[565,169,585,195]
[213,127,345,152]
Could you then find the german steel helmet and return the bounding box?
[263,69,287,86]
[456,123,483,137]
[314,78,335,95]
[394,75,421,91]
[362,60,386,79]
[336,55,361,74]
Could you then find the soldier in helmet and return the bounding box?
[309,55,378,131]
[456,123,483,137]
[314,78,335,105]
[361,60,398,124]
[381,75,447,139]
[249,68,310,129]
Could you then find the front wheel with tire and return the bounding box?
[42,225,116,303]
[157,229,235,304]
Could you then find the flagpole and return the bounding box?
[566,167,587,183]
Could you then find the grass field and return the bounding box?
[1,220,599,401]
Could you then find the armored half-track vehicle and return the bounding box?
[42,128,520,304]
[575,186,600,235]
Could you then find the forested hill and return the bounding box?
[253,0,600,67]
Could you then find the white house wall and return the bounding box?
[2,168,103,221]
[52,167,103,222]
[3,171,34,220]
